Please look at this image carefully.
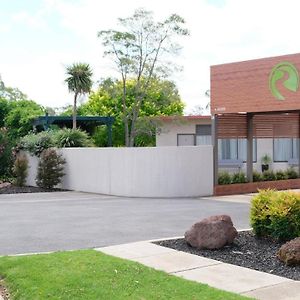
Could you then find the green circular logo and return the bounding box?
[269,62,299,100]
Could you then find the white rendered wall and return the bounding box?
[156,119,211,146]
[26,146,213,197]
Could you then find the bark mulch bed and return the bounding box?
[0,279,9,300]
[154,231,300,281]
[0,184,66,194]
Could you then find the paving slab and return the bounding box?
[96,241,176,259]
[175,262,291,294]
[242,281,300,300]
[132,250,221,273]
[96,240,299,299]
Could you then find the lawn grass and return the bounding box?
[0,250,250,300]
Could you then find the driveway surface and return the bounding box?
[0,191,251,255]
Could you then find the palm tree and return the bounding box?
[65,63,93,129]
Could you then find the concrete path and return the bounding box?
[0,191,250,255]
[96,240,300,300]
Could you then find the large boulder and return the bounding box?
[184,215,238,249]
[277,237,300,266]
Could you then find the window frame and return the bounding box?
[273,138,298,162]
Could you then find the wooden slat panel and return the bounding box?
[218,113,299,138]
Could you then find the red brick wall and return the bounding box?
[211,53,300,114]
[214,178,300,196]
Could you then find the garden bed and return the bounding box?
[214,178,300,196]
[0,184,66,194]
[154,231,300,281]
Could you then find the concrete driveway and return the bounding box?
[0,191,251,255]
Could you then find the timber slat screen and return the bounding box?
[217,113,300,139]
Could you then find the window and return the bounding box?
[196,125,212,145]
[218,139,238,160]
[177,134,195,146]
[237,138,257,162]
[218,138,257,161]
[273,138,299,162]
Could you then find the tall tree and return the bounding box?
[78,77,184,147]
[65,63,93,129]
[98,8,189,146]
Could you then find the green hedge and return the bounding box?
[218,168,299,185]
[250,189,300,241]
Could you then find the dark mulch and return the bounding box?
[0,280,9,300]
[0,185,66,194]
[154,231,300,281]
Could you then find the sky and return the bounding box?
[1,0,300,113]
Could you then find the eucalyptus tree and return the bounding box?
[98,8,189,146]
[65,63,93,129]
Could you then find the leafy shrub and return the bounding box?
[19,131,54,156]
[36,148,66,189]
[13,153,28,186]
[275,170,288,181]
[253,171,263,182]
[0,128,13,176]
[285,167,298,179]
[262,170,276,181]
[231,172,247,184]
[218,172,231,185]
[251,189,300,241]
[53,128,93,148]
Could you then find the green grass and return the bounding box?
[0,250,249,300]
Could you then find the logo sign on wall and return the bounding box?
[269,62,299,100]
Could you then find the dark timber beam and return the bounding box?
[247,113,254,182]
[212,115,219,186]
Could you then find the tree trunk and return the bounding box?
[73,93,78,129]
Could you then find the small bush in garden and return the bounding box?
[19,131,55,156]
[285,167,298,179]
[275,170,288,181]
[231,172,247,184]
[36,148,66,189]
[13,154,28,187]
[0,127,13,176]
[251,189,300,241]
[218,172,231,185]
[53,128,93,148]
[253,171,263,182]
[262,170,276,181]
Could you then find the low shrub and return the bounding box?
[36,148,66,189]
[285,167,298,179]
[253,171,263,182]
[218,172,231,185]
[19,131,54,156]
[262,170,276,181]
[231,172,247,184]
[0,128,13,176]
[275,170,288,181]
[53,128,93,148]
[13,153,28,186]
[250,189,300,241]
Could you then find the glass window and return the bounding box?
[177,134,195,146]
[237,138,257,162]
[292,138,299,159]
[196,135,212,145]
[218,139,238,160]
[273,138,292,162]
[195,125,212,145]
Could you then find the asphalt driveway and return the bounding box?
[0,191,251,255]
